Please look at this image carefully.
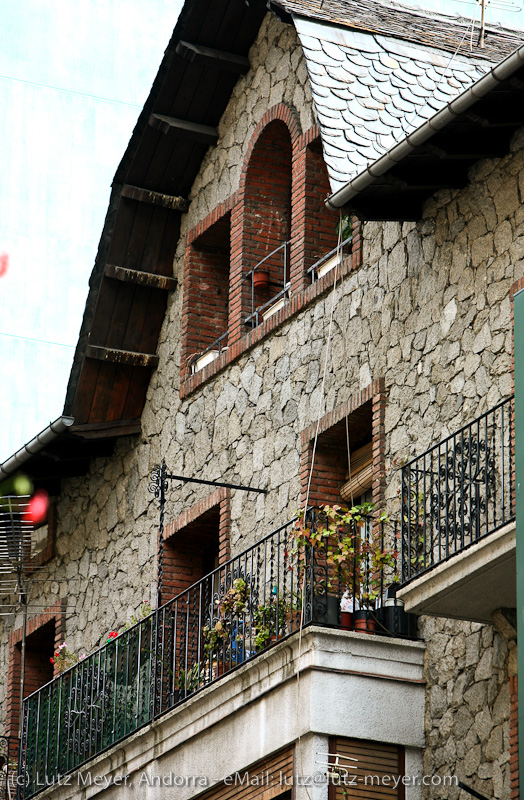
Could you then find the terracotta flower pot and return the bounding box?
[340,611,353,630]
[353,610,376,634]
[253,269,269,290]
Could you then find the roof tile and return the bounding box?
[295,17,492,191]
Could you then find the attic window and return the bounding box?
[183,212,231,375]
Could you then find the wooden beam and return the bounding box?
[149,114,218,144]
[85,345,159,369]
[104,263,177,291]
[176,40,250,74]
[121,184,189,212]
[71,418,142,438]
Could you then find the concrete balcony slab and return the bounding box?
[397,520,516,623]
[31,627,425,800]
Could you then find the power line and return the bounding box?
[0,331,75,349]
[0,72,142,108]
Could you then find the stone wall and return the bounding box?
[0,11,522,798]
[420,615,516,800]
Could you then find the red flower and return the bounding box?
[108,631,118,639]
[50,657,54,665]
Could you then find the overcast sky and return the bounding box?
[0,0,182,462]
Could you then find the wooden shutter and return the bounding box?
[199,747,293,800]
[340,442,373,501]
[328,737,404,800]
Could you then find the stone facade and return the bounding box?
[1,10,522,800]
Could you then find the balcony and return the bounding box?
[398,396,515,623]
[17,509,416,798]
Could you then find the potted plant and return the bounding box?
[203,578,250,668]
[294,503,396,633]
[252,593,290,650]
[175,662,203,699]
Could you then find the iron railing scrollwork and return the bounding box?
[400,397,514,584]
[19,511,411,798]
[0,736,19,800]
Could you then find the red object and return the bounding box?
[50,657,54,665]
[107,631,118,639]
[354,612,376,634]
[0,253,8,277]
[25,489,49,525]
[340,611,352,630]
[253,269,269,290]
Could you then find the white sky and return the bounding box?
[0,0,182,462]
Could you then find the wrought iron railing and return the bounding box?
[244,241,291,327]
[189,330,229,374]
[0,736,18,800]
[400,396,514,584]
[307,237,352,282]
[19,510,412,798]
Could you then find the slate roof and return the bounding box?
[295,16,495,191]
[277,0,524,62]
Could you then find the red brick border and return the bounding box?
[238,103,302,192]
[7,601,66,737]
[159,488,231,603]
[180,108,363,396]
[299,377,386,513]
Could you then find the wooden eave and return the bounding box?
[64,0,268,433]
[343,68,524,221]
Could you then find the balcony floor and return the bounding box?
[398,521,516,623]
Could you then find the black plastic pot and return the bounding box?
[375,600,417,638]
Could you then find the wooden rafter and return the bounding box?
[85,345,159,369]
[176,39,250,74]
[149,114,218,144]
[121,184,189,212]
[104,264,177,291]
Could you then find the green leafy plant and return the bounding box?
[252,595,289,650]
[217,578,248,615]
[335,214,352,242]
[203,578,250,655]
[175,662,202,694]
[50,642,87,674]
[203,619,229,653]
[294,503,396,605]
[123,600,153,630]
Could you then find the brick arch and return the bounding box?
[239,103,302,191]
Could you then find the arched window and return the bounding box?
[242,120,293,327]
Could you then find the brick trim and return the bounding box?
[185,192,239,248]
[7,601,66,737]
[180,245,362,398]
[164,486,230,543]
[159,488,232,604]
[299,378,386,512]
[238,103,302,193]
[297,124,320,150]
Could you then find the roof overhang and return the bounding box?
[326,41,524,219]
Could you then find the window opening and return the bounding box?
[185,212,231,374]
